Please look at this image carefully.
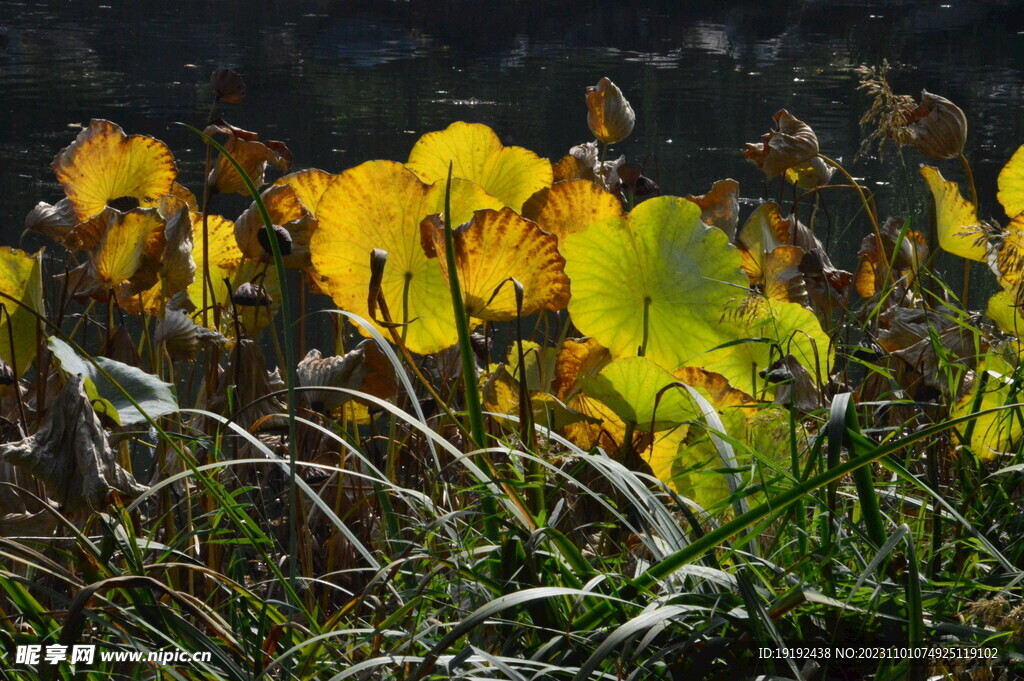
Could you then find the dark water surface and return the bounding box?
[2,0,1023,275]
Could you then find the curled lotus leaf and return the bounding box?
[686,179,741,239]
[902,91,967,161]
[762,246,809,306]
[25,198,77,242]
[0,375,147,514]
[552,154,588,183]
[920,165,991,262]
[65,207,167,291]
[52,119,178,222]
[482,365,597,431]
[297,340,397,412]
[235,184,314,269]
[700,296,831,395]
[581,356,698,431]
[744,110,819,180]
[854,218,928,298]
[135,195,197,316]
[205,120,292,196]
[0,248,43,379]
[585,77,635,145]
[521,179,624,240]
[562,196,746,371]
[737,201,793,282]
[421,207,570,321]
[784,156,834,189]
[997,145,1024,220]
[406,121,552,211]
[156,310,227,362]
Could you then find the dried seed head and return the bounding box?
[257,224,293,257]
[232,281,272,307]
[210,67,246,104]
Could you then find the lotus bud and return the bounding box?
[585,77,635,145]
[257,224,293,257]
[744,110,820,180]
[902,90,967,160]
[232,282,272,307]
[210,67,246,104]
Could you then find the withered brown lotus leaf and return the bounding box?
[157,310,228,362]
[903,90,967,161]
[205,120,292,195]
[210,67,246,104]
[206,339,285,433]
[784,156,834,189]
[25,198,77,242]
[0,359,14,386]
[744,110,819,180]
[761,355,822,413]
[296,340,397,412]
[101,325,140,367]
[854,217,928,298]
[52,120,178,222]
[585,77,635,145]
[0,375,146,514]
[686,179,741,239]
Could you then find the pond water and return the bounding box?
[2,0,1023,278]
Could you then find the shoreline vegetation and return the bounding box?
[0,66,1023,680]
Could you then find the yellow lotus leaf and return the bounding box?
[521,180,624,240]
[686,179,741,239]
[205,121,292,196]
[135,195,197,315]
[421,207,570,321]
[424,179,503,228]
[0,248,43,378]
[406,121,552,211]
[737,201,793,282]
[188,213,279,335]
[234,184,314,269]
[701,296,831,395]
[274,168,336,212]
[502,341,558,394]
[66,207,167,289]
[52,120,177,222]
[994,213,1024,287]
[170,182,199,211]
[953,345,1024,461]
[986,289,1024,337]
[561,196,746,371]
[854,220,929,299]
[481,366,596,431]
[552,155,587,182]
[551,338,616,450]
[920,165,989,261]
[762,246,808,305]
[997,145,1024,219]
[311,160,457,354]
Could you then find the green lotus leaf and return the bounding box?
[48,336,178,425]
[580,356,699,431]
[953,345,1024,461]
[700,296,832,396]
[562,196,746,371]
[0,248,43,379]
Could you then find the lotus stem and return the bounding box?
[959,152,978,309]
[639,296,651,357]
